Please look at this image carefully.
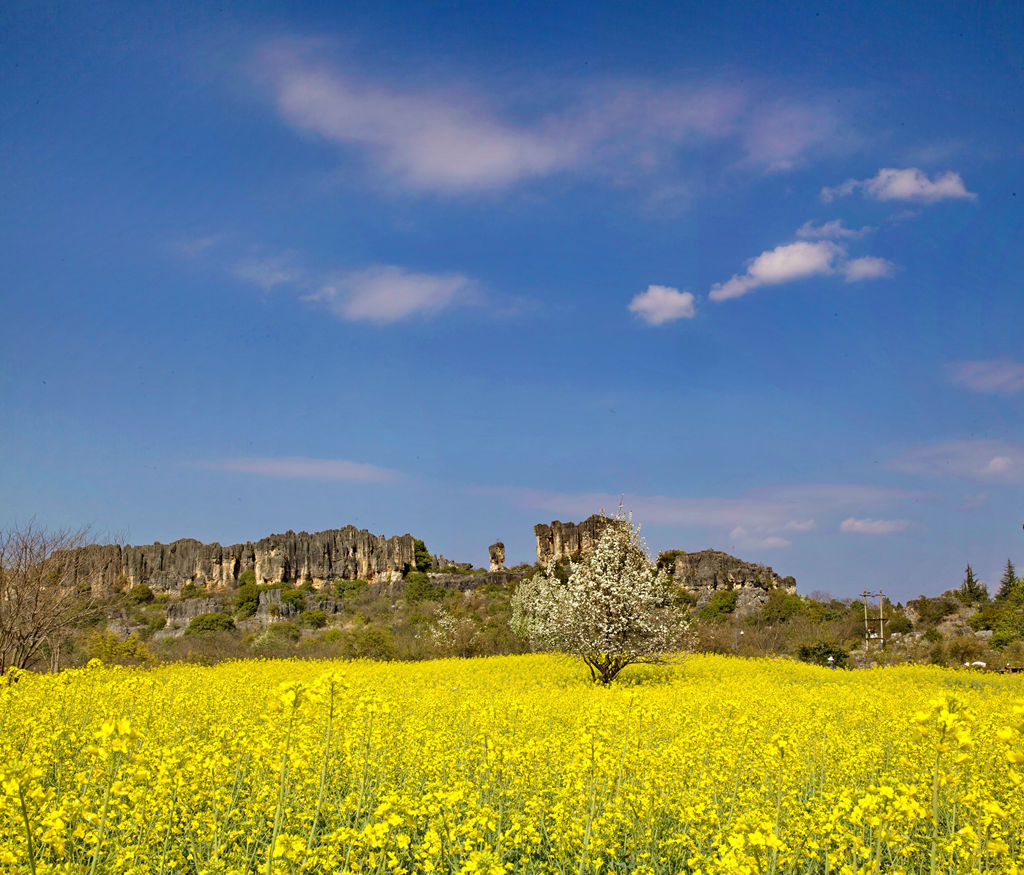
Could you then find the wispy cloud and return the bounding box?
[893,440,1024,483]
[796,219,872,240]
[307,265,478,323]
[211,456,400,482]
[948,359,1024,394]
[840,517,912,535]
[729,526,791,549]
[741,100,842,171]
[628,284,696,325]
[207,236,482,324]
[489,482,920,548]
[256,45,847,194]
[822,167,976,203]
[232,254,305,291]
[267,61,574,192]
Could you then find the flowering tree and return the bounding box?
[511,512,681,683]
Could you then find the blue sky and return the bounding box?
[2,0,1022,601]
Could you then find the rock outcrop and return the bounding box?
[72,526,416,594]
[427,570,523,593]
[488,542,505,572]
[671,550,796,615]
[533,515,623,564]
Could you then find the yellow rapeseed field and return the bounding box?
[1,654,1022,874]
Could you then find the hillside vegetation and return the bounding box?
[69,551,1024,671]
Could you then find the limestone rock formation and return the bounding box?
[671,550,796,615]
[533,515,623,564]
[488,542,505,572]
[71,526,416,594]
[432,555,472,573]
[427,570,523,593]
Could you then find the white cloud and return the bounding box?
[843,256,896,282]
[949,360,1024,394]
[628,285,696,325]
[308,265,477,323]
[268,62,574,192]
[840,517,912,535]
[893,440,1024,483]
[742,101,842,171]
[822,167,976,203]
[709,240,843,301]
[729,526,791,549]
[257,46,848,194]
[232,255,305,291]
[174,233,227,258]
[796,219,872,240]
[489,482,919,548]
[212,456,399,482]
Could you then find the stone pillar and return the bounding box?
[489,541,506,572]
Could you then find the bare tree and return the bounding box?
[0,523,93,673]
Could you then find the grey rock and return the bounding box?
[533,515,623,564]
[256,588,298,621]
[427,570,523,593]
[69,526,416,594]
[165,598,222,628]
[432,555,473,573]
[488,542,505,572]
[673,550,796,616]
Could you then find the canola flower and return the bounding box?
[0,654,1022,873]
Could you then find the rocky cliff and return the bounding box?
[531,515,796,616]
[72,526,416,594]
[533,514,623,564]
[672,550,796,614]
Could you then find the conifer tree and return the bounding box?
[997,558,1020,601]
[959,564,987,603]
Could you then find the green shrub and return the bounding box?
[342,627,395,660]
[991,627,1022,649]
[235,583,261,618]
[908,596,957,627]
[126,584,155,605]
[796,641,848,668]
[333,578,368,599]
[757,591,804,625]
[180,581,203,600]
[186,612,235,635]
[300,609,329,629]
[656,550,686,575]
[279,587,305,609]
[86,631,156,666]
[266,621,300,642]
[414,539,432,572]
[698,589,738,622]
[238,569,257,587]
[886,614,913,635]
[405,573,447,604]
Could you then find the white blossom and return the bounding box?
[511,512,683,683]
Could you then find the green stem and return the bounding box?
[88,753,120,875]
[17,783,37,875]
[156,780,180,875]
[307,686,336,851]
[266,712,296,875]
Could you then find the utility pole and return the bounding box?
[861,591,886,650]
